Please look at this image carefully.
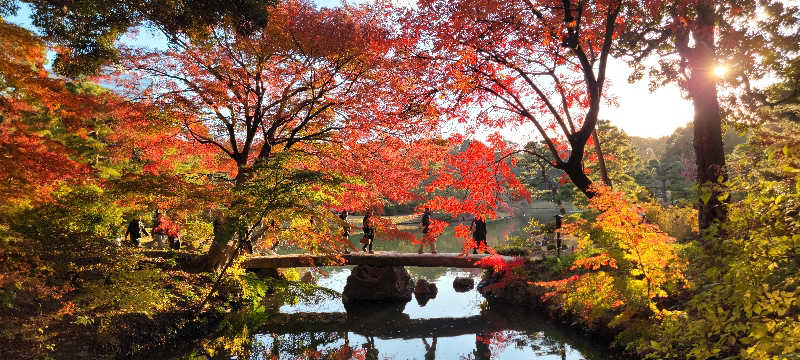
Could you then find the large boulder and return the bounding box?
[413,278,438,306]
[342,265,413,304]
[453,277,475,292]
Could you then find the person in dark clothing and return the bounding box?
[470,215,487,254]
[362,209,375,254]
[168,235,181,250]
[418,207,437,254]
[125,218,148,247]
[363,336,379,360]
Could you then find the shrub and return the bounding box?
[532,185,687,331]
[642,203,698,242]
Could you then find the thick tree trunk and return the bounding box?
[562,161,593,197]
[685,1,728,231]
[690,79,727,230]
[592,129,612,187]
[206,212,239,272]
[205,165,251,272]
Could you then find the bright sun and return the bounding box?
[713,65,729,77]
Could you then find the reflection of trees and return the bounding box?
[245,305,617,360]
[253,331,352,360]
[510,331,568,359]
[406,266,450,281]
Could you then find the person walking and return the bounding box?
[339,210,356,254]
[124,218,148,247]
[418,207,437,254]
[470,215,487,254]
[361,209,375,254]
[152,210,167,249]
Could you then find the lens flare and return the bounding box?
[713,65,729,77]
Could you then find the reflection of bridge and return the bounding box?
[260,312,522,339]
[243,251,540,269]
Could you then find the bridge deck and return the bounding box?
[259,312,522,338]
[243,251,540,269]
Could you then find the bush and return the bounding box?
[532,185,687,330]
[642,203,698,242]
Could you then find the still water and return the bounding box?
[251,217,618,359]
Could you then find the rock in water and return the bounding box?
[453,277,475,292]
[342,265,413,304]
[413,278,438,306]
[300,270,316,284]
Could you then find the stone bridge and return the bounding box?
[242,251,540,269]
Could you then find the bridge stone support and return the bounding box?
[342,265,413,305]
[242,251,540,307]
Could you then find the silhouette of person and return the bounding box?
[557,200,567,216]
[363,336,379,360]
[340,210,355,254]
[418,207,437,254]
[125,218,148,247]
[152,210,166,249]
[422,337,437,360]
[362,209,375,253]
[470,215,487,254]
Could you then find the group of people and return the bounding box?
[125,207,490,253]
[338,207,490,255]
[124,210,181,249]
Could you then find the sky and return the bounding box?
[6,0,695,141]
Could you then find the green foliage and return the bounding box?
[75,268,173,317]
[199,271,339,358]
[519,121,650,204]
[588,120,643,193]
[3,0,276,77]
[239,273,338,313]
[180,213,214,250]
[640,121,800,359]
[4,183,124,244]
[642,203,698,243]
[517,141,569,201]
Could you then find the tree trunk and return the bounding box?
[562,161,594,197]
[592,129,612,187]
[686,1,728,231]
[690,79,727,230]
[206,212,239,272]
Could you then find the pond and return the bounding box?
[250,216,620,359]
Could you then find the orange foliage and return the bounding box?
[533,185,687,325]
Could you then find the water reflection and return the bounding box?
[247,215,615,360]
[252,312,611,359]
[261,269,615,360]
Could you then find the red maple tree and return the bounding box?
[404,0,624,196]
[116,0,447,269]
